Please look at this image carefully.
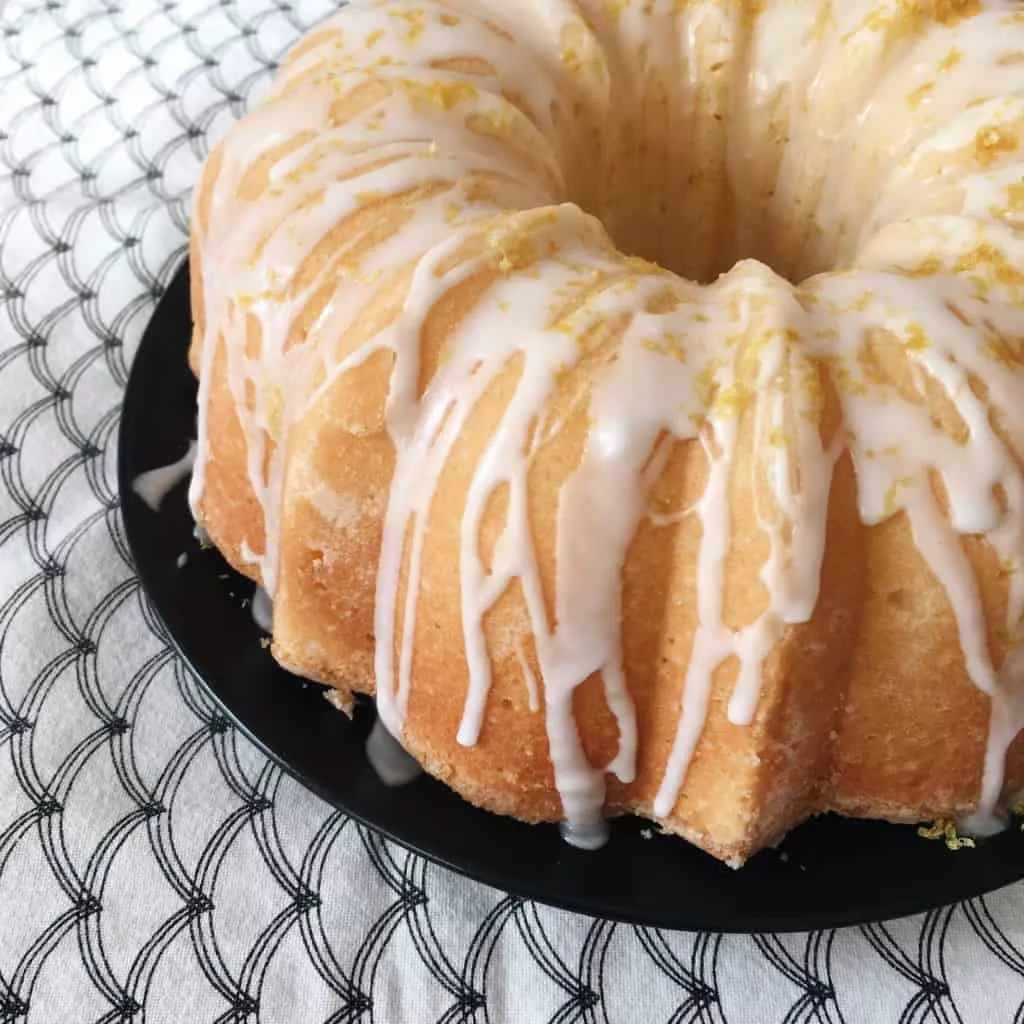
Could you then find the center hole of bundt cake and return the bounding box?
[571,111,841,285]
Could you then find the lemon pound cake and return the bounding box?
[186,0,1024,864]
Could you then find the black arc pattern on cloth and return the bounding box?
[3,0,1024,1021]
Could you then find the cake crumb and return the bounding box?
[640,828,653,840]
[175,552,187,568]
[259,637,271,649]
[323,689,349,712]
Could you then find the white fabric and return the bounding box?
[3,1,1024,1021]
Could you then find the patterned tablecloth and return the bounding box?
[5,1,1024,1021]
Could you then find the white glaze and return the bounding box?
[132,441,196,511]
[251,586,274,633]
[365,716,423,786]
[189,0,1024,844]
[559,820,610,851]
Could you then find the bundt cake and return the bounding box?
[186,0,1024,864]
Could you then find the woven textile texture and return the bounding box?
[4,1,1024,1021]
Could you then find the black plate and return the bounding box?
[119,261,1024,932]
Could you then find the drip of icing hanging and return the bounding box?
[132,441,197,512]
[559,820,610,851]
[365,716,423,787]
[251,587,274,633]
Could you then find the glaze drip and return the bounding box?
[252,586,274,633]
[559,820,610,851]
[365,716,423,786]
[132,441,197,512]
